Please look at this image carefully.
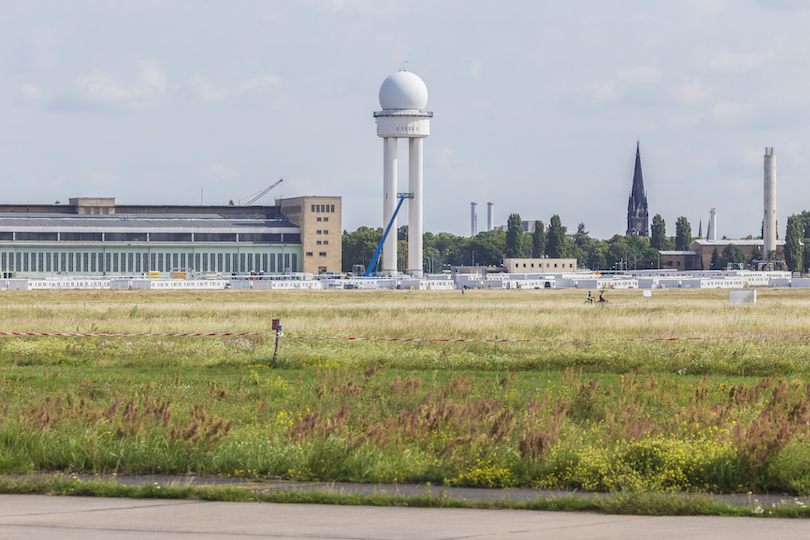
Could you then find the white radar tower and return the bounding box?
[374,70,432,276]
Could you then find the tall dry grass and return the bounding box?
[1,288,809,336]
[0,288,809,375]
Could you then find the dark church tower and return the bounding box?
[626,142,649,237]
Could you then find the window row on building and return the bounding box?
[0,232,300,244]
[0,250,299,275]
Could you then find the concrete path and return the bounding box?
[45,473,810,509]
[1,494,809,540]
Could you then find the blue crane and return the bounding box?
[362,193,412,277]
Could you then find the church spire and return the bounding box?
[626,141,649,237]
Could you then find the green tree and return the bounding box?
[785,214,804,272]
[469,230,507,266]
[605,234,630,270]
[716,244,747,270]
[426,231,461,256]
[581,239,608,271]
[750,245,763,264]
[442,230,508,267]
[800,210,810,238]
[710,247,719,270]
[628,234,658,269]
[574,225,596,268]
[423,245,441,273]
[228,199,235,206]
[564,237,583,266]
[675,217,692,251]
[532,221,546,258]
[423,231,470,269]
[505,213,524,258]
[341,226,383,273]
[442,236,472,266]
[601,234,657,270]
[574,222,588,241]
[546,215,566,258]
[650,214,666,250]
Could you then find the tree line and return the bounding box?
[342,212,810,274]
[344,213,687,273]
[784,211,810,273]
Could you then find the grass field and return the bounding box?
[1,288,810,497]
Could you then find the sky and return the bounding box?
[3,0,810,241]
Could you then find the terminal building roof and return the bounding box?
[0,198,299,236]
[0,212,298,234]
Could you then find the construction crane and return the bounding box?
[241,178,284,206]
[363,193,412,277]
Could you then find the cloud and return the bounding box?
[20,83,42,102]
[615,66,663,84]
[756,0,810,10]
[590,80,620,102]
[32,25,55,70]
[681,0,727,22]
[306,0,392,13]
[708,100,754,127]
[80,170,122,190]
[670,79,711,105]
[238,74,281,93]
[436,146,456,167]
[209,162,237,182]
[70,59,167,111]
[630,12,655,24]
[709,49,772,74]
[190,74,228,102]
[138,59,167,94]
[670,114,703,128]
[239,79,258,92]
[583,65,664,104]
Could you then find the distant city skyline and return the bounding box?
[3,1,810,240]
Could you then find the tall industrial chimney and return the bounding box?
[764,148,777,258]
[709,208,717,241]
[470,202,478,236]
[486,202,493,232]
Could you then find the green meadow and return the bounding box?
[1,288,810,495]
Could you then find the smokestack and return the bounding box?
[486,202,493,232]
[470,202,478,236]
[764,148,777,257]
[709,208,717,241]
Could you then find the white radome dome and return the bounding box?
[379,71,428,110]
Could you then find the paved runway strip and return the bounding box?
[2,494,809,539]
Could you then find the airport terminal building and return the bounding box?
[0,196,341,278]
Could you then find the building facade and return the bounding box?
[503,258,578,272]
[659,250,698,270]
[0,196,341,278]
[690,239,784,271]
[279,196,342,274]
